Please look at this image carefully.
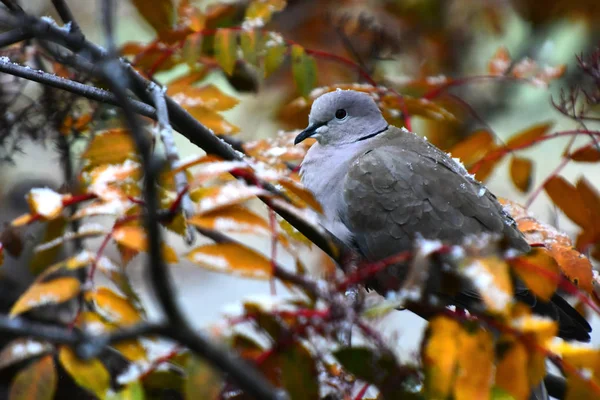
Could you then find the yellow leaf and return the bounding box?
[27,188,63,220]
[188,205,270,235]
[187,243,272,279]
[462,256,513,314]
[86,161,141,201]
[10,277,80,317]
[245,0,287,24]
[510,156,534,193]
[291,44,316,97]
[214,29,237,75]
[11,213,36,227]
[112,225,178,264]
[77,312,147,362]
[423,316,461,398]
[454,328,494,400]
[81,129,137,168]
[85,287,142,325]
[131,0,175,33]
[9,355,56,400]
[106,381,146,400]
[511,248,560,301]
[30,217,68,275]
[512,314,558,344]
[58,347,110,399]
[240,29,260,66]
[496,340,529,400]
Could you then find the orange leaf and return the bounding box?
[85,287,142,325]
[113,225,178,264]
[544,176,590,228]
[188,205,271,235]
[496,340,529,400]
[473,155,502,182]
[510,156,534,192]
[58,347,110,399]
[81,129,137,168]
[448,130,495,167]
[131,0,175,33]
[511,248,560,301]
[169,84,239,112]
[277,178,323,212]
[186,105,240,135]
[10,277,80,317]
[166,70,209,94]
[549,243,593,294]
[27,188,63,220]
[423,316,461,398]
[187,243,272,279]
[506,122,553,150]
[488,46,511,75]
[192,182,269,214]
[576,177,600,223]
[570,146,600,162]
[454,328,494,400]
[9,355,56,400]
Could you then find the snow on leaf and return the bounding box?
[511,314,558,344]
[10,277,80,317]
[34,223,108,253]
[170,84,239,112]
[264,32,286,77]
[0,339,53,369]
[188,205,271,235]
[192,182,270,214]
[488,46,511,76]
[59,347,110,399]
[462,256,513,314]
[187,243,272,279]
[85,160,141,202]
[190,161,249,185]
[9,354,56,400]
[85,287,142,325]
[27,188,63,219]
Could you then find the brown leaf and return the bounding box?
[510,156,534,192]
[9,355,56,400]
[448,130,495,167]
[544,176,590,228]
[10,277,80,317]
[58,347,110,399]
[0,339,53,370]
[570,145,600,162]
[510,248,560,301]
[506,122,553,150]
[184,357,222,400]
[488,46,511,75]
[131,0,175,33]
[86,287,142,325]
[187,243,272,279]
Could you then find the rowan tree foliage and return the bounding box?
[0,0,599,399]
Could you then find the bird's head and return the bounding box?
[294,90,389,146]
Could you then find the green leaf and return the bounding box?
[9,355,56,400]
[185,357,222,400]
[263,33,286,77]
[334,347,414,398]
[291,44,316,97]
[106,381,145,400]
[214,29,238,75]
[30,217,67,275]
[240,29,261,67]
[131,0,175,34]
[281,342,319,400]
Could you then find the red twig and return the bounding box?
[140,346,182,381]
[354,383,370,400]
[268,209,278,295]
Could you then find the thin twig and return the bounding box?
[148,82,195,244]
[0,27,31,47]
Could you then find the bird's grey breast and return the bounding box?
[300,140,372,245]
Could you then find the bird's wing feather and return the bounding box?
[342,128,527,260]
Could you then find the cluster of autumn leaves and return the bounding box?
[0,0,600,399]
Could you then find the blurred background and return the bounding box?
[2,0,600,362]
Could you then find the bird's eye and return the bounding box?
[335,109,347,119]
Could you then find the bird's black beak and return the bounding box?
[294,122,326,145]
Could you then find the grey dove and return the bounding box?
[294,89,590,342]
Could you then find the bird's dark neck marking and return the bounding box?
[355,125,389,142]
